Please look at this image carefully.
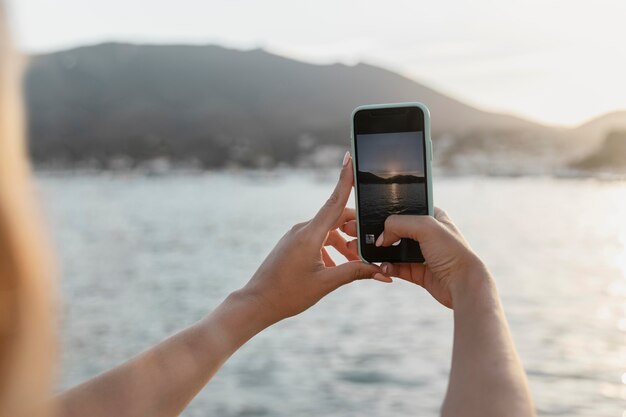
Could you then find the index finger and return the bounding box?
[333,207,355,230]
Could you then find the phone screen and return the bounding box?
[353,106,428,263]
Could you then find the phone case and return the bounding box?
[350,102,434,264]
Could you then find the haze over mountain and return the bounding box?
[23,42,626,173]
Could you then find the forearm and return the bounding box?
[56,290,271,417]
[442,267,535,417]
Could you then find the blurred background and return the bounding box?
[8,1,626,416]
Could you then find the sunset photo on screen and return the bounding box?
[356,131,427,231]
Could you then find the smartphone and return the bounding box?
[350,102,434,263]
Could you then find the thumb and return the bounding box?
[376,214,441,247]
[323,261,381,288]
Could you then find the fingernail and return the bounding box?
[373,273,392,283]
[381,263,389,274]
[342,151,351,167]
[375,232,384,247]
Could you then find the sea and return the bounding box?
[359,182,427,225]
[37,171,626,417]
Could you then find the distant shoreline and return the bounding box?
[31,166,626,182]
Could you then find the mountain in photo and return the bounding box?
[358,171,425,184]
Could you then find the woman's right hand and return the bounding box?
[344,208,491,308]
[348,209,535,417]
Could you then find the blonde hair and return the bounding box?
[0,3,55,416]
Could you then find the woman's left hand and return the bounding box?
[237,153,383,325]
[55,153,384,417]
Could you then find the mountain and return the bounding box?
[358,171,425,184]
[571,111,626,152]
[571,130,626,172]
[21,42,609,172]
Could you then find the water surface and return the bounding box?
[38,172,626,417]
[359,183,427,225]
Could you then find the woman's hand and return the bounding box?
[237,153,382,325]
[342,208,489,308]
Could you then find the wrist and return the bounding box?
[197,289,275,353]
[227,288,280,329]
[449,261,497,308]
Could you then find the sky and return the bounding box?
[8,0,626,126]
[357,132,424,177]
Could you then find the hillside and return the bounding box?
[572,130,626,172]
[22,42,597,172]
[571,111,626,153]
[358,171,425,184]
